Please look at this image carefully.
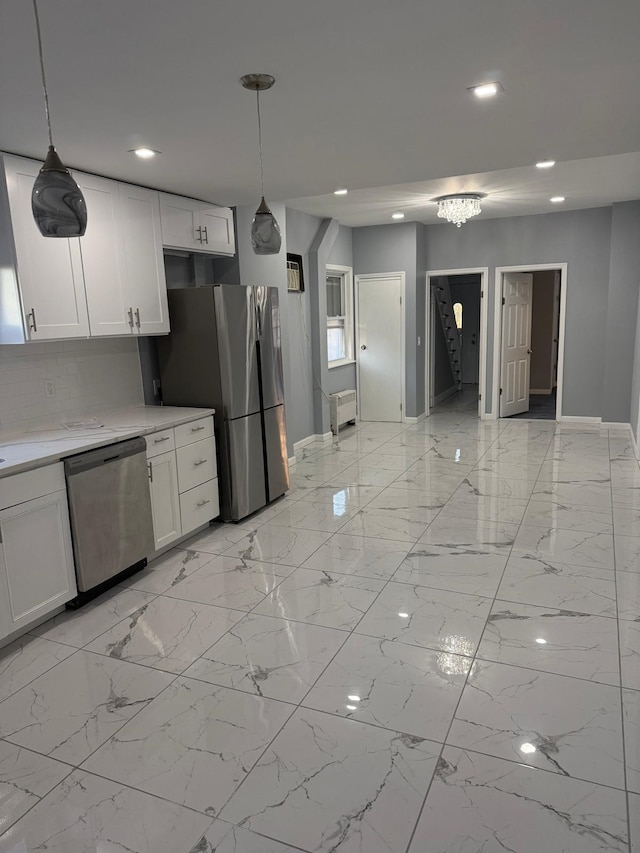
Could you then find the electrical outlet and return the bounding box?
[44,379,56,399]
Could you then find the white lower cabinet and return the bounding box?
[145,416,219,551]
[0,467,77,642]
[147,449,181,551]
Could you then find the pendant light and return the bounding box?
[241,73,281,255]
[30,0,87,237]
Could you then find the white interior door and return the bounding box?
[500,272,533,417]
[357,275,403,422]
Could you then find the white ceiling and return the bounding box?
[1,0,639,225]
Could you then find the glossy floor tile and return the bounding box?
[0,770,210,852]
[410,747,629,852]
[2,410,639,851]
[221,707,440,853]
[82,677,294,814]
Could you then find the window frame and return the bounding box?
[326,264,355,369]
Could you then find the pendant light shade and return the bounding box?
[32,146,87,237]
[241,73,281,256]
[251,196,282,255]
[30,0,87,237]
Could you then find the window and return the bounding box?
[326,264,354,367]
[453,301,463,330]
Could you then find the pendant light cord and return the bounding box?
[256,89,265,197]
[32,0,53,147]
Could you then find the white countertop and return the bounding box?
[0,405,216,478]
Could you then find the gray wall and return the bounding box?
[283,208,320,446]
[424,207,612,417]
[352,223,422,417]
[603,201,640,424]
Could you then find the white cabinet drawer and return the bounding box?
[179,478,219,534]
[175,417,214,448]
[0,463,65,510]
[145,428,175,458]
[176,436,216,493]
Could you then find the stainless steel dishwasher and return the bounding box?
[64,437,154,599]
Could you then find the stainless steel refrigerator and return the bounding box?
[157,285,289,521]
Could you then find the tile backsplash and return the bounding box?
[0,338,144,432]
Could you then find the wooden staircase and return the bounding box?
[434,281,463,391]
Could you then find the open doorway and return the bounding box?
[426,269,488,417]
[495,264,567,420]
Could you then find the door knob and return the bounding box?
[527,348,533,355]
[361,345,367,350]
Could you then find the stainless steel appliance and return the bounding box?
[64,437,154,596]
[158,285,289,521]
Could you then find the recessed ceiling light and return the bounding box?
[520,742,537,755]
[398,612,410,618]
[334,188,348,195]
[130,147,160,159]
[550,196,565,203]
[468,81,503,99]
[391,212,405,220]
[536,160,556,169]
[346,705,358,711]
[535,638,547,644]
[347,695,361,702]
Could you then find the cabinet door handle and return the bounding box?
[148,461,153,483]
[195,226,202,243]
[193,459,207,467]
[191,425,206,432]
[153,435,170,444]
[28,308,38,333]
[127,307,134,328]
[196,498,210,507]
[134,308,141,328]
[202,226,208,244]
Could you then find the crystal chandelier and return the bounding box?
[436,193,484,228]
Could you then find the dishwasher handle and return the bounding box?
[64,436,148,476]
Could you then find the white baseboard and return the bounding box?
[631,427,640,459]
[291,431,334,465]
[404,412,426,424]
[559,415,601,425]
[530,388,553,395]
[432,385,458,407]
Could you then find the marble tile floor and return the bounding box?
[1,412,639,852]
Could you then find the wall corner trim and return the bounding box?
[404,413,426,424]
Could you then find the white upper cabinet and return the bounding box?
[159,192,235,256]
[119,184,169,335]
[74,173,169,336]
[75,172,131,336]
[2,155,89,341]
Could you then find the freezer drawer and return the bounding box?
[264,404,289,502]
[225,412,267,520]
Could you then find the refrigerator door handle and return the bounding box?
[255,301,263,339]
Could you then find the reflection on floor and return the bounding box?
[0,411,639,852]
[511,388,557,420]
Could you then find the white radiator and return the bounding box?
[330,390,357,435]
